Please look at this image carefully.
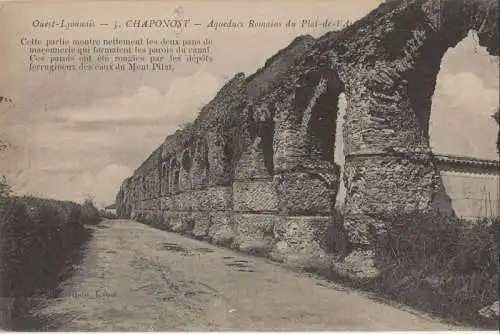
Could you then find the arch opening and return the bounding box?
[304,70,345,169]
[241,103,274,178]
[182,149,192,171]
[333,92,347,212]
[160,161,169,196]
[261,117,274,174]
[170,158,180,194]
[410,30,499,219]
[193,138,209,188]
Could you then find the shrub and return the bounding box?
[81,197,101,225]
[0,194,97,330]
[0,176,12,212]
[371,211,499,327]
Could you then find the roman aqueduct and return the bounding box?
[116,0,499,275]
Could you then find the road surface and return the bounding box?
[29,219,468,331]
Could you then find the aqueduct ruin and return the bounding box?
[116,0,499,276]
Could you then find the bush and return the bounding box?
[81,198,101,225]
[0,176,12,212]
[0,195,97,329]
[371,211,499,327]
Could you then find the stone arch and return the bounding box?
[192,138,209,188]
[180,148,193,190]
[197,138,209,169]
[147,170,154,199]
[141,175,146,201]
[408,22,498,218]
[337,0,499,252]
[255,104,275,175]
[270,65,347,219]
[160,161,169,196]
[205,129,238,186]
[169,158,180,194]
[333,92,348,211]
[236,103,275,179]
[303,68,345,168]
[181,149,192,171]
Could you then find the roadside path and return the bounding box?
[32,219,469,331]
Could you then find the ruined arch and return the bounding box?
[180,148,193,190]
[169,158,180,194]
[246,103,275,176]
[192,138,209,188]
[407,5,499,218]
[141,175,147,201]
[181,149,191,170]
[114,0,499,275]
[198,138,209,170]
[302,69,345,169]
[399,0,499,148]
[336,0,499,250]
[269,64,347,220]
[415,43,498,217]
[160,161,169,196]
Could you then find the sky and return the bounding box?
[0,0,498,208]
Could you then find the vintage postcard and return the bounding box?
[0,0,498,331]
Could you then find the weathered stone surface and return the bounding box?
[191,212,212,239]
[245,34,316,100]
[160,211,172,230]
[340,250,380,279]
[179,170,190,192]
[478,301,499,320]
[233,137,272,180]
[167,187,232,212]
[270,216,333,269]
[273,130,306,173]
[171,192,197,211]
[160,196,173,211]
[208,212,235,246]
[164,211,181,231]
[342,215,386,248]
[152,198,161,211]
[342,155,441,246]
[233,180,278,213]
[233,214,280,255]
[191,139,209,190]
[170,212,195,233]
[116,0,499,279]
[275,172,337,215]
[201,187,233,211]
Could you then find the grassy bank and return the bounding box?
[0,195,100,330]
[317,211,499,329]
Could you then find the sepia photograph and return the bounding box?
[0,0,498,331]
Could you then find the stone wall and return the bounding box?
[117,0,499,274]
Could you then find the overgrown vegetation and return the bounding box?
[320,211,499,328]
[81,197,101,225]
[373,212,498,326]
[0,179,100,330]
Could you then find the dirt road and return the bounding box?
[29,219,469,331]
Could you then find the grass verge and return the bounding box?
[0,195,100,330]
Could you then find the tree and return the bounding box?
[0,176,12,212]
[0,176,11,198]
